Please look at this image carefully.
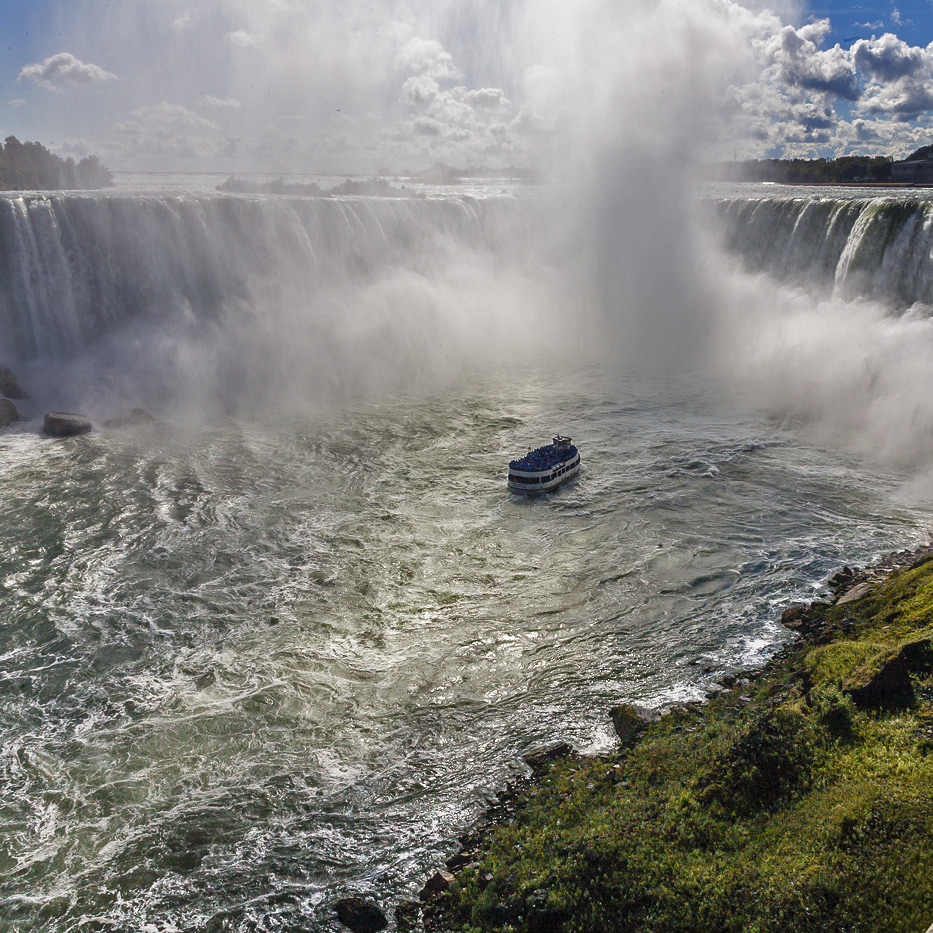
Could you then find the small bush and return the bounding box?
[807,683,859,743]
[695,703,817,814]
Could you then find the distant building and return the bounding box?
[890,159,933,184]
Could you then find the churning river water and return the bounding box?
[2,180,933,931]
[1,363,927,932]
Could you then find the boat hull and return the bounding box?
[507,452,581,494]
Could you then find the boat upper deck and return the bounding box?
[509,435,578,473]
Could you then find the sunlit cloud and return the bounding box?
[766,21,858,100]
[853,34,930,82]
[19,53,117,91]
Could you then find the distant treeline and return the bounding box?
[218,176,325,196]
[404,162,536,184]
[218,176,416,197]
[219,164,537,195]
[716,146,933,185]
[0,136,114,191]
[719,155,893,184]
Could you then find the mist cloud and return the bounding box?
[10,0,933,488]
[715,268,933,475]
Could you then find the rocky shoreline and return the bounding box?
[393,546,933,933]
[0,364,156,437]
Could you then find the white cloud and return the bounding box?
[412,116,444,137]
[119,102,219,133]
[199,95,242,108]
[427,92,475,126]
[849,35,933,117]
[401,75,439,106]
[54,137,105,160]
[765,22,859,100]
[104,134,242,171]
[685,4,933,158]
[226,30,257,47]
[19,52,117,91]
[860,80,933,117]
[853,34,930,82]
[105,99,242,170]
[8,99,25,107]
[509,104,552,138]
[460,88,509,110]
[395,37,461,81]
[383,30,521,165]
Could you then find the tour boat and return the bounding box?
[508,435,581,494]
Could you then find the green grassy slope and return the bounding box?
[423,556,933,933]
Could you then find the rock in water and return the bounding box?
[332,897,387,933]
[0,367,25,399]
[103,407,156,429]
[44,412,92,437]
[523,743,574,773]
[0,398,17,426]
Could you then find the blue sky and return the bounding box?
[2,0,933,172]
[812,1,932,46]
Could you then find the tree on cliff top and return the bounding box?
[905,144,933,162]
[0,136,114,190]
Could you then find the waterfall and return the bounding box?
[0,193,567,412]
[715,196,933,309]
[0,194,496,360]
